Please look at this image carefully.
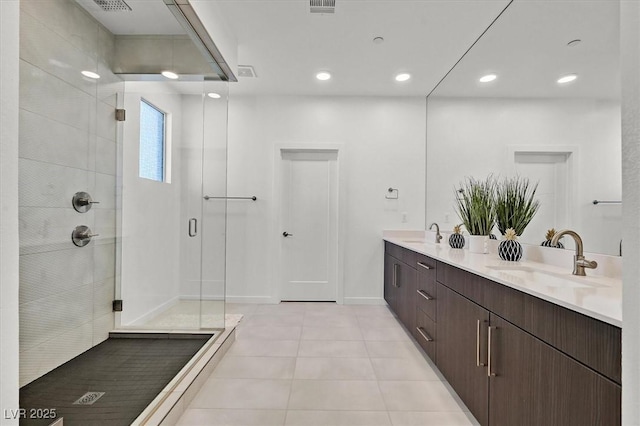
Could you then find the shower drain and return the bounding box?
[73,391,105,405]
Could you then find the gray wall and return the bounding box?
[1,0,21,422]
[18,0,121,386]
[621,1,640,424]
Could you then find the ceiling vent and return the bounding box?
[238,65,257,78]
[92,0,131,12]
[310,0,335,14]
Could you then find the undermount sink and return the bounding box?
[484,265,601,289]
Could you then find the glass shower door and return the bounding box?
[199,80,229,329]
[116,79,227,331]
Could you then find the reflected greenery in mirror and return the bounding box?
[495,176,540,237]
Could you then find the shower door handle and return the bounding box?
[188,218,198,237]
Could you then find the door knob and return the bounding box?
[283,231,293,237]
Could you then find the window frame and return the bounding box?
[139,98,168,183]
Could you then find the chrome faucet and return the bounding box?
[429,223,443,244]
[551,229,598,276]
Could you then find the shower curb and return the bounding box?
[130,322,239,425]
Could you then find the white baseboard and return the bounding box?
[342,297,387,305]
[126,296,180,326]
[225,296,277,304]
[179,295,226,301]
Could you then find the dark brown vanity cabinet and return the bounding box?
[436,283,489,425]
[436,262,621,426]
[383,247,417,334]
[384,242,622,426]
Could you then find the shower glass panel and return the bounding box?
[116,80,228,331]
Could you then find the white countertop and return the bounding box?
[383,232,622,327]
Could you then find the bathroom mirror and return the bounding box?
[426,0,621,256]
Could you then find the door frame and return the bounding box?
[272,143,345,304]
[506,144,579,230]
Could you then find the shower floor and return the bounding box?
[19,334,213,426]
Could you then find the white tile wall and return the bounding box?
[19,110,91,170]
[18,0,120,386]
[19,248,94,304]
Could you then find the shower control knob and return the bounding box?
[283,232,293,237]
[72,225,99,247]
[72,191,99,213]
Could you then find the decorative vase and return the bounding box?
[541,228,564,249]
[498,228,522,261]
[449,224,465,249]
[468,235,488,254]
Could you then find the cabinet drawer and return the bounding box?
[415,309,436,362]
[437,261,486,305]
[416,278,436,321]
[415,253,437,274]
[385,241,416,266]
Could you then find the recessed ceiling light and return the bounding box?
[207,92,221,99]
[81,70,100,79]
[316,72,331,81]
[395,73,411,82]
[479,74,497,83]
[557,74,578,84]
[161,71,179,80]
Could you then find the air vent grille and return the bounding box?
[92,0,132,12]
[238,65,257,78]
[310,0,335,14]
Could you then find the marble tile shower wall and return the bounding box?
[18,0,122,386]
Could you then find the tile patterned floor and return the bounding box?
[177,302,480,426]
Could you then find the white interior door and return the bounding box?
[280,150,338,301]
[514,152,571,243]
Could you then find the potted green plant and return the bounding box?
[455,176,496,253]
[494,176,540,237]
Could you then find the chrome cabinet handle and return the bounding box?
[417,262,432,270]
[188,218,197,237]
[416,326,434,342]
[417,289,434,300]
[488,326,497,377]
[393,263,400,287]
[476,320,486,367]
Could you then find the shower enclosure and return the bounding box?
[116,79,229,331]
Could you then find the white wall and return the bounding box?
[120,86,183,325]
[621,1,640,423]
[1,0,20,422]
[427,97,621,255]
[226,95,426,304]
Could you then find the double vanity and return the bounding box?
[383,231,622,426]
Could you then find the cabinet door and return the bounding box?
[384,253,398,313]
[488,314,621,426]
[436,283,489,426]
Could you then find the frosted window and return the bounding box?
[139,100,165,181]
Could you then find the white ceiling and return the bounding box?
[432,1,620,99]
[212,0,511,96]
[76,0,620,99]
[76,0,511,97]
